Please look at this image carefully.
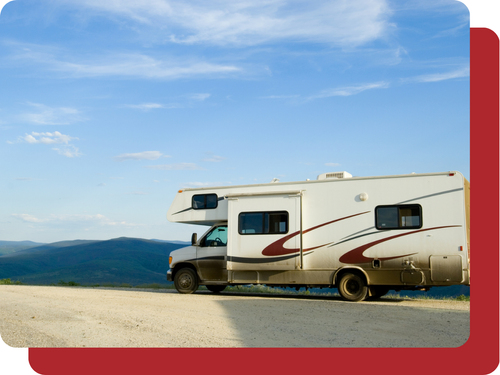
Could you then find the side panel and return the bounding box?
[227,194,301,273]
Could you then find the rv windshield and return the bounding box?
[200,226,228,247]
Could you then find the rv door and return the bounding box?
[227,192,302,273]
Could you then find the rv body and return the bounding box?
[166,171,470,301]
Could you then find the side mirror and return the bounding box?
[191,233,198,246]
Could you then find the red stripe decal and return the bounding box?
[261,212,370,256]
[339,225,461,264]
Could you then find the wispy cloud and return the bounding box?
[145,163,203,170]
[189,93,211,101]
[19,102,83,125]
[203,153,225,162]
[406,66,469,83]
[52,144,82,158]
[10,45,241,80]
[325,162,341,167]
[11,214,44,223]
[113,151,168,161]
[308,82,390,100]
[20,131,77,144]
[13,130,82,158]
[62,0,392,47]
[125,103,166,111]
[11,213,137,227]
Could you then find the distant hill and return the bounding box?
[0,240,46,256]
[0,238,186,286]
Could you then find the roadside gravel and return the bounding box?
[0,285,470,348]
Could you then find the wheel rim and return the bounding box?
[179,273,193,289]
[345,279,360,296]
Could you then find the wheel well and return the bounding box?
[334,268,368,286]
[172,263,198,280]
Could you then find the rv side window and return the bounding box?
[239,211,288,235]
[192,194,218,209]
[375,205,422,230]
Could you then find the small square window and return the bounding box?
[376,205,422,230]
[192,194,218,209]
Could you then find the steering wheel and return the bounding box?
[214,237,224,246]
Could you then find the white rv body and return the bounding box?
[166,171,470,301]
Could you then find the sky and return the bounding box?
[0,0,471,243]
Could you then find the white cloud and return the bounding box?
[189,93,211,101]
[203,154,225,162]
[113,151,167,161]
[125,103,166,111]
[19,102,83,125]
[11,214,44,223]
[408,66,470,83]
[11,213,136,227]
[308,82,390,100]
[146,163,203,170]
[261,95,300,100]
[52,144,82,158]
[14,130,82,158]
[62,0,392,47]
[325,162,341,167]
[11,46,241,79]
[20,131,77,144]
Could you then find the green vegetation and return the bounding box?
[0,278,23,285]
[55,280,81,286]
[223,285,338,297]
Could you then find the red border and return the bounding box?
[27,28,499,375]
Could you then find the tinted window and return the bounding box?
[239,211,288,235]
[192,194,218,209]
[376,205,422,230]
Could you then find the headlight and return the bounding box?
[169,256,172,265]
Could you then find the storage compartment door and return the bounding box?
[227,194,301,272]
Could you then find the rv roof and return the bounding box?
[178,171,462,192]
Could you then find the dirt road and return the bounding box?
[0,285,469,348]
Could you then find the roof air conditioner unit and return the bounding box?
[317,171,353,180]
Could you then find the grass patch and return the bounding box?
[0,278,23,285]
[386,292,470,302]
[223,285,339,297]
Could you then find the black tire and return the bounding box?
[174,268,199,294]
[206,285,227,293]
[368,286,390,300]
[338,272,368,302]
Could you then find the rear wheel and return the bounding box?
[174,268,199,294]
[206,285,226,293]
[338,272,368,302]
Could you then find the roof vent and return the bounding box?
[317,171,353,180]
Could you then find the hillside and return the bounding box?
[0,238,186,286]
[0,240,46,256]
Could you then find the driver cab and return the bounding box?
[195,224,228,282]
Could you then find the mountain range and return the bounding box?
[0,238,187,286]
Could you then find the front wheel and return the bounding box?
[174,268,199,294]
[338,273,368,302]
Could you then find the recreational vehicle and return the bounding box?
[166,171,470,301]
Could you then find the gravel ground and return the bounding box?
[0,285,470,348]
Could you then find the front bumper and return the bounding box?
[166,269,173,282]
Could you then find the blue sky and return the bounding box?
[0,0,470,243]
